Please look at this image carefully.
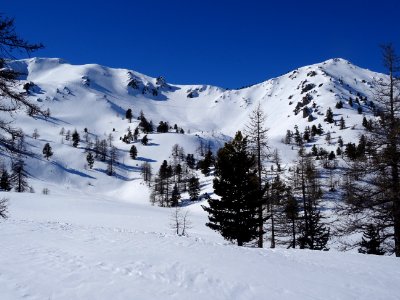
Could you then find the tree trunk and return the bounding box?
[292,217,296,249]
[270,204,275,248]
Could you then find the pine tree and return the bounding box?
[293,151,329,250]
[325,107,334,123]
[32,128,40,139]
[130,145,138,159]
[157,121,169,133]
[339,116,346,129]
[0,170,11,191]
[283,189,299,249]
[170,184,181,207]
[133,127,139,142]
[0,197,7,219]
[285,130,292,144]
[86,152,94,169]
[125,108,133,123]
[293,125,303,146]
[202,131,262,246]
[186,154,196,169]
[338,136,344,147]
[188,176,200,201]
[72,130,80,147]
[298,205,330,250]
[107,146,118,176]
[151,160,173,207]
[358,224,385,255]
[65,130,71,141]
[42,143,53,160]
[198,149,214,175]
[11,160,29,193]
[269,174,286,248]
[141,135,149,145]
[141,162,152,186]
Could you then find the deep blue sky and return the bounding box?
[3,0,400,88]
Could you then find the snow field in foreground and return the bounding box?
[0,192,399,300]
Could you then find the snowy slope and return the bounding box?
[1,191,400,300]
[0,57,397,299]
[4,57,383,194]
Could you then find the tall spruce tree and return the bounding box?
[203,131,262,246]
[293,148,329,250]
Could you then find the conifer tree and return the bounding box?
[298,205,330,250]
[65,130,71,141]
[203,131,262,246]
[186,154,196,169]
[72,130,80,147]
[125,108,133,123]
[141,135,149,145]
[130,145,138,159]
[141,162,152,186]
[338,136,344,148]
[32,128,40,139]
[86,152,94,169]
[293,149,329,250]
[0,170,11,191]
[107,146,118,176]
[11,160,29,193]
[198,149,214,175]
[188,176,200,201]
[152,160,173,206]
[283,188,299,249]
[42,143,53,160]
[325,107,334,123]
[133,127,139,142]
[339,116,346,129]
[170,184,181,207]
[358,224,385,255]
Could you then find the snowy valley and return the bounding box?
[1,57,400,299]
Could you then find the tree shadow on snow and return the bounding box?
[179,192,214,207]
[52,161,96,179]
[135,156,157,163]
[94,167,135,181]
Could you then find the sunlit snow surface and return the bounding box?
[1,57,398,299]
[1,192,400,300]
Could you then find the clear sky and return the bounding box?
[2,0,400,88]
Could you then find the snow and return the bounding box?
[0,57,397,299]
[1,191,400,300]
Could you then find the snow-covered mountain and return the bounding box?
[3,57,383,195]
[2,57,399,300]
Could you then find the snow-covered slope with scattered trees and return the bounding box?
[1,57,398,299]
[0,57,382,197]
